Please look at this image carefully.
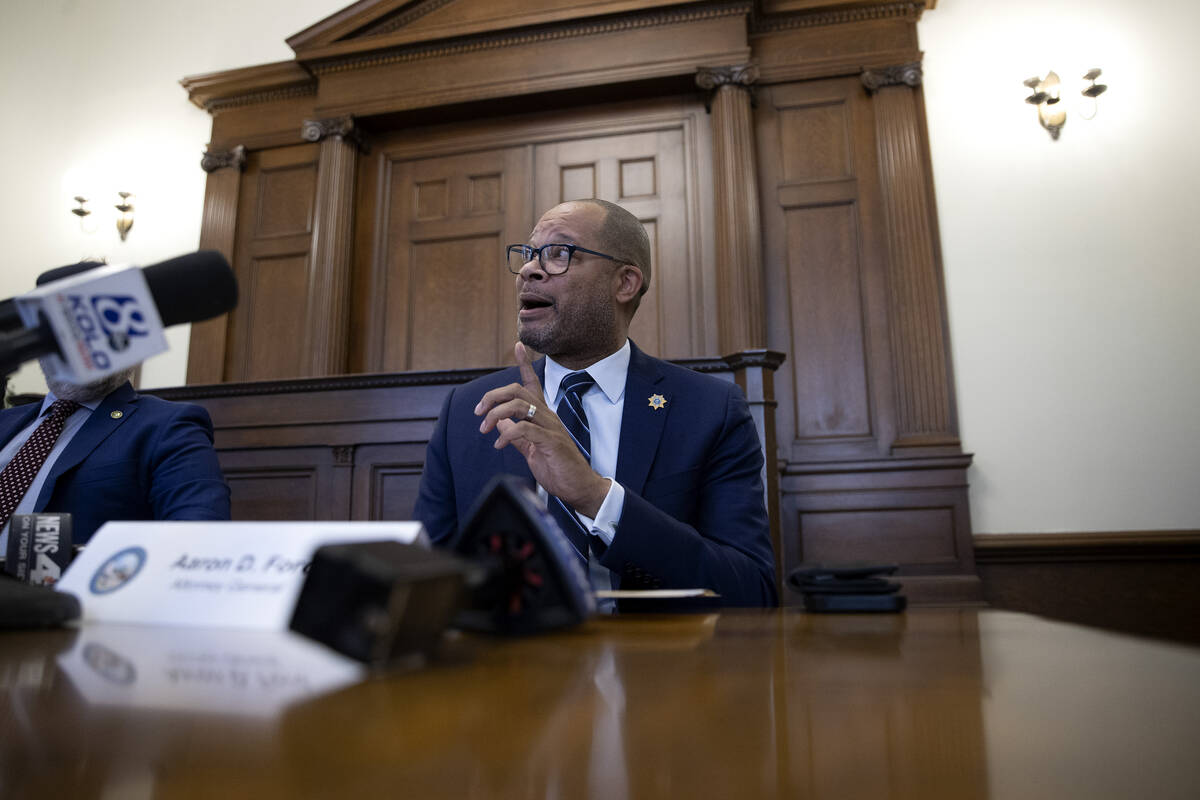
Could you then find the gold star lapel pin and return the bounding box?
[648,393,666,411]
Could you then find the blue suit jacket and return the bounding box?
[0,382,231,544]
[413,343,777,606]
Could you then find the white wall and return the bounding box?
[3,0,1196,535]
[0,0,347,394]
[919,0,1200,533]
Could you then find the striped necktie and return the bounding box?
[550,371,606,565]
[0,399,81,530]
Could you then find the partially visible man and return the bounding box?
[0,315,231,552]
[414,199,776,606]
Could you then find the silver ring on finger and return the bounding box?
[525,403,537,421]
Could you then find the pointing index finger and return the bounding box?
[515,342,542,394]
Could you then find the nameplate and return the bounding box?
[54,521,427,630]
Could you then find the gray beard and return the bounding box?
[40,359,135,403]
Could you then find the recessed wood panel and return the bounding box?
[255,165,315,237]
[620,157,656,199]
[779,101,852,183]
[560,164,596,201]
[799,507,959,565]
[468,174,502,215]
[415,180,448,220]
[408,235,503,370]
[784,203,870,438]
[225,470,318,520]
[243,255,310,381]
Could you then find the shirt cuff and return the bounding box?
[574,478,624,546]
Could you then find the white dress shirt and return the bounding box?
[542,339,630,602]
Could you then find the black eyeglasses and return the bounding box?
[506,243,620,275]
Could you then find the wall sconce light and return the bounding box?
[1024,68,1108,140]
[67,189,136,239]
[71,196,91,221]
[115,191,134,241]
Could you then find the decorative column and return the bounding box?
[187,145,246,385]
[861,63,958,448]
[301,116,363,377]
[697,64,766,354]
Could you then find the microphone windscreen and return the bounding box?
[35,260,107,287]
[449,475,595,634]
[290,541,468,666]
[142,250,238,326]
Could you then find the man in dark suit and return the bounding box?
[414,199,775,606]
[0,366,231,550]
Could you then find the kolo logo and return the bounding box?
[91,295,150,352]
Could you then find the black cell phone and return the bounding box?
[797,576,900,595]
[802,592,907,614]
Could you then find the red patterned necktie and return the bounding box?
[0,399,81,530]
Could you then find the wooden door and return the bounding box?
[364,146,532,372]
[534,126,702,359]
[352,98,713,373]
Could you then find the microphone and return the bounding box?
[288,476,596,665]
[0,251,237,380]
[4,513,73,586]
[0,261,105,333]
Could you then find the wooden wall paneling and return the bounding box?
[780,455,980,605]
[302,116,363,376]
[306,10,751,118]
[370,145,532,372]
[757,72,979,603]
[224,143,320,382]
[697,64,767,354]
[218,446,350,522]
[350,443,429,521]
[751,5,922,85]
[757,77,895,463]
[187,145,246,385]
[861,63,959,451]
[974,531,1200,646]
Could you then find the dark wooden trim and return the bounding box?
[975,530,1200,563]
[973,530,1200,645]
[154,351,786,400]
[181,61,316,113]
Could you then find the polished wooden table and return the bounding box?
[2,609,1198,799]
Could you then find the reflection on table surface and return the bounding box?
[2,609,1198,799]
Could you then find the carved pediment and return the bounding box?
[286,0,709,61]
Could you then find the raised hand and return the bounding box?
[474,342,610,517]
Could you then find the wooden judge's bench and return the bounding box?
[152,350,789,588]
[178,0,981,602]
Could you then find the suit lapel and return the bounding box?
[40,383,138,499]
[0,402,41,448]
[615,343,669,495]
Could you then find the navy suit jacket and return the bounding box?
[413,343,777,606]
[0,382,231,544]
